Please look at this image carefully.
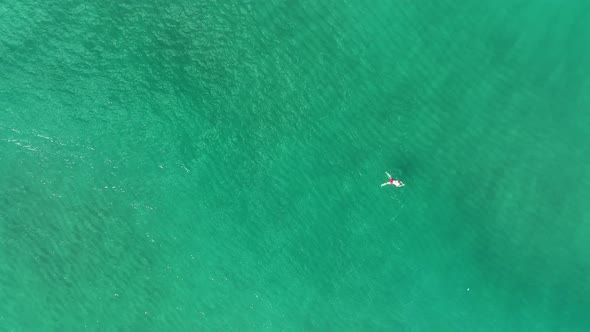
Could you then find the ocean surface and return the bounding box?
[2,0,590,330]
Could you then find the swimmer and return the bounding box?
[381,172,404,187]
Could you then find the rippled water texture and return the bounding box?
[1,0,590,330]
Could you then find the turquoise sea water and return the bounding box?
[2,0,590,330]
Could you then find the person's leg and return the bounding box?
[381,182,390,187]
[386,172,392,179]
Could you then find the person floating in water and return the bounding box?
[381,172,404,187]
